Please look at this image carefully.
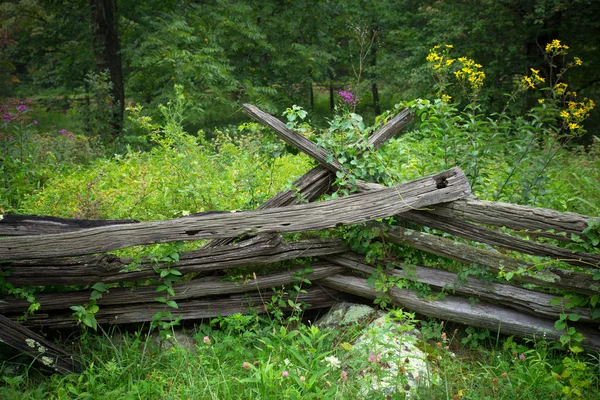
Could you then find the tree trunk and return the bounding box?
[89,0,124,137]
[370,42,381,116]
[329,82,335,111]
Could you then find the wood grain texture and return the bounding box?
[399,211,600,269]
[320,275,600,352]
[0,214,139,236]
[0,314,83,374]
[0,168,471,260]
[324,252,596,323]
[385,226,599,295]
[431,198,598,239]
[0,264,345,313]
[14,287,347,328]
[243,104,342,172]
[5,237,347,286]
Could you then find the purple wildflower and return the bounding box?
[17,105,27,112]
[8,136,14,141]
[519,354,525,361]
[340,370,348,382]
[33,120,38,125]
[59,129,75,139]
[282,370,289,377]
[338,90,358,105]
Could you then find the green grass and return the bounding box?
[1,311,598,399]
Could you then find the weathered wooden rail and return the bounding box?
[1,104,598,375]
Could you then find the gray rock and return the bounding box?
[317,302,438,397]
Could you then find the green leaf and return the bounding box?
[90,291,103,301]
[166,300,178,309]
[567,313,581,322]
[91,282,107,292]
[156,285,168,293]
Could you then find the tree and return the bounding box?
[89,0,124,136]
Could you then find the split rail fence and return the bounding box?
[1,104,598,374]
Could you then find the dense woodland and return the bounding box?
[1,1,600,398]
[2,0,600,134]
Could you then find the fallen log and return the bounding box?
[0,264,345,314]
[430,198,598,240]
[0,314,83,374]
[3,236,346,286]
[13,286,347,328]
[398,211,600,269]
[324,253,596,323]
[0,214,139,236]
[384,226,599,296]
[0,167,471,260]
[320,274,600,352]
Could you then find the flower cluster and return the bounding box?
[426,44,455,70]
[2,98,33,124]
[59,129,75,139]
[338,90,358,105]
[545,39,569,56]
[521,68,545,90]
[454,57,486,91]
[559,98,595,136]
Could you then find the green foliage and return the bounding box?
[20,88,311,220]
[0,99,98,212]
[75,70,118,139]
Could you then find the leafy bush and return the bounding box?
[21,86,311,220]
[1,98,98,212]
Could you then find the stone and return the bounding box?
[317,302,437,397]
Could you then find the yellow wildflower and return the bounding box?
[441,94,452,103]
[445,44,454,49]
[568,122,579,131]
[554,83,568,96]
[545,39,569,56]
[530,69,545,83]
[522,76,535,89]
[574,57,582,66]
[560,110,570,119]
[446,59,455,67]
[538,99,544,104]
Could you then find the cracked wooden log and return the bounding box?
[0,167,470,260]
[430,198,598,241]
[0,314,83,374]
[243,103,343,173]
[323,252,596,323]
[0,214,138,236]
[3,236,346,286]
[319,274,600,352]
[384,226,599,296]
[0,264,345,314]
[12,286,347,328]
[398,211,600,269]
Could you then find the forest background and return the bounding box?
[2,0,600,136]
